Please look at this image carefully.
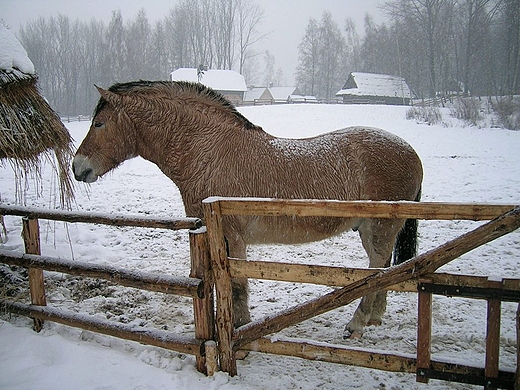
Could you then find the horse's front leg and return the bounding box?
[225,234,251,328]
[344,218,403,338]
[231,277,251,327]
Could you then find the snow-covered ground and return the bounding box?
[1,103,519,389]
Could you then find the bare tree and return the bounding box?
[296,18,320,96]
[296,13,348,99]
[384,0,456,97]
[500,0,520,94]
[457,0,501,94]
[106,10,126,82]
[235,0,266,75]
[318,12,348,99]
[126,9,153,80]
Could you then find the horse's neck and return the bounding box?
[134,102,267,184]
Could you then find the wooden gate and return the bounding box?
[202,198,520,388]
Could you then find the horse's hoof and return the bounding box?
[367,319,382,326]
[235,350,249,360]
[343,330,363,340]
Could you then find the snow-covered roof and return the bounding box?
[244,87,274,102]
[269,86,301,102]
[170,68,247,92]
[0,25,35,75]
[336,72,413,99]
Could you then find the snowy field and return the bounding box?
[1,103,519,390]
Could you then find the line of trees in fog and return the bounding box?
[14,0,264,116]
[297,0,520,100]
[9,0,520,115]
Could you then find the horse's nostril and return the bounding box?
[73,167,93,182]
[80,169,92,182]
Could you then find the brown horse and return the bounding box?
[73,81,423,338]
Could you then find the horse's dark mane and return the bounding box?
[93,80,257,130]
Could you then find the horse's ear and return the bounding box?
[94,85,122,107]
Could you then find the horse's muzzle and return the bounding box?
[72,155,98,183]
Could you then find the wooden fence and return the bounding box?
[202,198,520,389]
[0,205,218,375]
[1,201,520,387]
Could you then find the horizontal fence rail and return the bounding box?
[208,197,515,220]
[228,258,520,295]
[2,301,202,356]
[241,336,516,384]
[0,250,203,298]
[0,204,202,230]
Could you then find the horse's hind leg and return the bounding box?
[344,218,404,338]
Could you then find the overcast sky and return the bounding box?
[2,0,386,85]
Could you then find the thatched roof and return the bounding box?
[1,25,74,208]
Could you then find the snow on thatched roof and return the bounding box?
[336,72,413,99]
[170,68,247,92]
[0,25,74,207]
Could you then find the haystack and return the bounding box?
[0,25,74,208]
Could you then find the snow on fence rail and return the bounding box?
[0,205,217,375]
[202,198,520,389]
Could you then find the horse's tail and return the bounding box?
[393,188,421,265]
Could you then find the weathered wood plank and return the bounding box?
[515,303,520,389]
[240,337,515,382]
[485,279,503,389]
[228,258,520,294]
[242,337,417,372]
[2,300,201,356]
[202,199,237,376]
[22,217,46,332]
[215,198,515,221]
[205,341,218,376]
[416,284,433,383]
[0,204,201,230]
[190,228,215,374]
[0,250,201,298]
[233,207,520,350]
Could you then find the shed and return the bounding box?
[336,72,414,105]
[244,87,274,105]
[170,68,247,106]
[0,25,74,208]
[269,86,303,103]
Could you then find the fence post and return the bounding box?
[202,199,237,376]
[485,278,502,390]
[22,217,46,331]
[189,228,215,374]
[515,303,520,389]
[416,280,432,383]
[204,340,218,376]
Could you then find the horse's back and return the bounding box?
[273,126,422,201]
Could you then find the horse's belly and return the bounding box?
[244,216,357,244]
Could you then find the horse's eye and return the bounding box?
[94,121,104,128]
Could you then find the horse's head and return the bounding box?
[73,86,137,183]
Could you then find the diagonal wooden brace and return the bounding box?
[233,206,520,350]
